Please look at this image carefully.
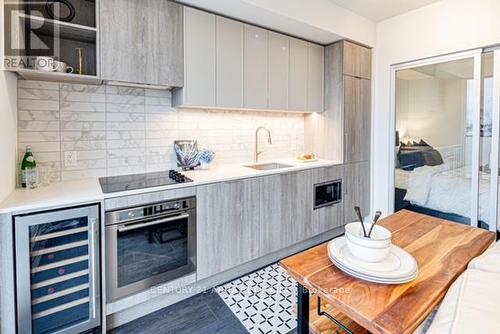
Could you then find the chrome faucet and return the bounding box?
[254,126,272,163]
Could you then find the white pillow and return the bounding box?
[468,241,500,274]
[426,269,500,334]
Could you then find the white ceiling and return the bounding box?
[328,0,442,22]
[175,0,376,45]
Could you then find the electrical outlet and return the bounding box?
[64,151,78,167]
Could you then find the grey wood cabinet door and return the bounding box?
[312,166,344,235]
[343,41,371,79]
[100,0,183,86]
[288,38,308,111]
[285,170,313,245]
[196,178,261,279]
[343,161,370,224]
[307,43,324,112]
[344,76,371,163]
[182,7,216,106]
[216,16,244,108]
[259,170,313,254]
[244,25,268,109]
[268,32,289,110]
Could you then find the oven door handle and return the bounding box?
[117,213,190,233]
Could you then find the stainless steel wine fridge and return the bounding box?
[14,205,101,334]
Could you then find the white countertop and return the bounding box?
[0,158,341,215]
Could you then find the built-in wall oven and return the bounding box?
[105,197,196,302]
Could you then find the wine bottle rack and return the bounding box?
[14,205,100,334]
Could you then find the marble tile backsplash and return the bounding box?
[17,80,305,182]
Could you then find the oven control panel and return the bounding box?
[105,197,196,226]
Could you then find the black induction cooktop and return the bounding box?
[99,170,193,193]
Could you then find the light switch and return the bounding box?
[64,151,78,167]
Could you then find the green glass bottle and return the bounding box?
[21,145,37,188]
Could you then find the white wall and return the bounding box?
[0,2,18,202]
[396,76,467,148]
[373,0,500,214]
[0,73,17,202]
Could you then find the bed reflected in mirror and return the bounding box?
[394,53,493,230]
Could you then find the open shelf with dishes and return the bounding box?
[5,0,99,83]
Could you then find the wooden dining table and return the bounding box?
[280,210,496,334]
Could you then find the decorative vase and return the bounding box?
[200,160,211,170]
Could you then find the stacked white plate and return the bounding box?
[328,237,418,284]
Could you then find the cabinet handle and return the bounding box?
[90,217,98,320]
[117,213,190,232]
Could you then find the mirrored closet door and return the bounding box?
[391,49,500,232]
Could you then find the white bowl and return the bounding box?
[345,223,391,245]
[345,236,391,262]
[344,222,392,262]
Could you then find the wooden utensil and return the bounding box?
[354,206,367,237]
[367,211,382,238]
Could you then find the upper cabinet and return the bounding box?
[342,41,371,79]
[173,7,216,107]
[5,0,100,84]
[288,38,308,111]
[244,25,269,109]
[173,8,324,113]
[268,32,289,110]
[344,76,371,162]
[305,40,372,162]
[216,17,244,108]
[100,0,184,87]
[307,43,325,112]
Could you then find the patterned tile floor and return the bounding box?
[216,264,297,334]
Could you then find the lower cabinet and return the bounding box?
[259,170,313,254]
[196,178,261,279]
[196,166,347,279]
[343,161,370,223]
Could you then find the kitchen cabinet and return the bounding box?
[173,7,216,107]
[288,38,309,112]
[259,170,313,254]
[307,43,325,112]
[216,17,244,108]
[283,170,314,245]
[268,32,289,110]
[244,25,269,109]
[344,76,371,163]
[343,161,370,223]
[100,0,183,86]
[312,166,344,235]
[305,40,371,162]
[174,9,324,113]
[343,41,372,79]
[197,166,345,279]
[305,40,371,214]
[196,178,261,279]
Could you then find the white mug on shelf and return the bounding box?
[53,61,74,73]
[34,57,74,73]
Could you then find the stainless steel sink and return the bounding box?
[244,162,293,171]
